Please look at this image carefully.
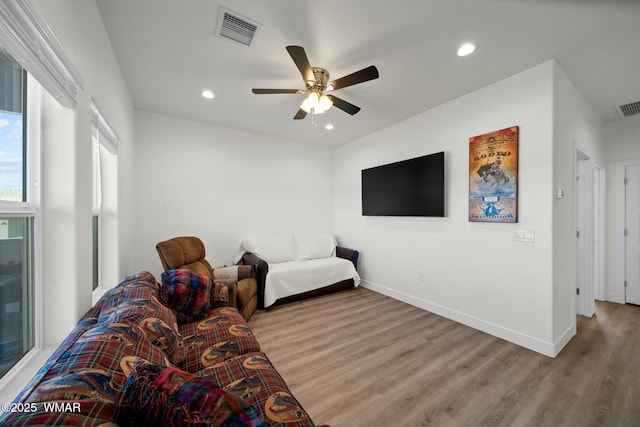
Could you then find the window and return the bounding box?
[0,50,25,202]
[0,50,39,379]
[92,214,100,290]
[91,103,120,293]
[91,123,101,291]
[0,0,78,386]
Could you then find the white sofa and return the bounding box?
[237,234,360,308]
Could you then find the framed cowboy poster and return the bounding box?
[469,126,519,223]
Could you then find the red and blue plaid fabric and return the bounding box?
[1,271,316,427]
[32,321,173,421]
[165,282,232,325]
[119,361,267,427]
[0,319,172,426]
[99,283,185,365]
[179,307,261,372]
[98,271,160,321]
[162,269,212,319]
[197,352,315,427]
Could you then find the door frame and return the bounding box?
[575,149,595,316]
[594,163,606,301]
[615,158,640,304]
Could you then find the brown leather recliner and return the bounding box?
[155,236,258,321]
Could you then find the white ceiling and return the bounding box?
[96,0,640,148]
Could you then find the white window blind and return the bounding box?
[91,131,102,214]
[91,102,121,154]
[0,0,83,108]
[91,102,120,213]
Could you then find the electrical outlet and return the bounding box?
[514,230,535,242]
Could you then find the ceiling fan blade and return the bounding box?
[286,45,314,84]
[252,89,300,94]
[329,65,379,91]
[327,95,361,115]
[293,109,307,120]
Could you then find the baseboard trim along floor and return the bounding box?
[361,280,575,357]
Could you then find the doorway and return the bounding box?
[624,164,640,304]
[575,150,604,316]
[594,164,606,301]
[615,159,640,305]
[575,151,593,316]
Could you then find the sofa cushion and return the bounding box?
[99,295,185,366]
[178,307,261,372]
[30,322,173,399]
[242,236,295,263]
[20,321,173,427]
[159,278,231,325]
[263,256,360,308]
[119,361,266,427]
[295,234,337,260]
[99,271,160,319]
[161,269,212,319]
[197,352,314,427]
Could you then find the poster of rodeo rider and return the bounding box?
[469,126,518,223]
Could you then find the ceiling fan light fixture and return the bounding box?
[252,45,377,120]
[300,92,333,114]
[300,92,317,113]
[319,94,332,111]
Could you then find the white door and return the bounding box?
[594,165,606,301]
[625,164,640,305]
[575,151,595,316]
[576,158,586,314]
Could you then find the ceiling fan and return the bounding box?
[252,45,379,120]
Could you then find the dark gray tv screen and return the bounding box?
[361,151,445,217]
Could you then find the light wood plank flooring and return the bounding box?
[249,286,640,427]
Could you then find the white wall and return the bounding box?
[551,63,604,336]
[334,61,564,355]
[131,111,334,278]
[604,115,640,302]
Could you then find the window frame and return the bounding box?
[0,73,43,385]
[91,103,120,298]
[91,127,102,292]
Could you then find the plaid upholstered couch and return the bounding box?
[0,271,317,426]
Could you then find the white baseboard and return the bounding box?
[361,280,574,358]
[606,291,625,304]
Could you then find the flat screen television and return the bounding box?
[361,151,445,217]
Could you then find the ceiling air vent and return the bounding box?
[216,7,261,47]
[616,101,640,118]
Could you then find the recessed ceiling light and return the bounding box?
[325,124,334,130]
[457,43,476,57]
[201,89,215,99]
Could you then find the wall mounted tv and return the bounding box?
[361,151,445,217]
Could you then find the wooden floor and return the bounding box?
[249,287,640,427]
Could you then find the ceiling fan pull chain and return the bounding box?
[311,108,317,127]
